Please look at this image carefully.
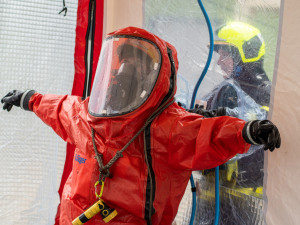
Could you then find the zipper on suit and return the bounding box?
[83,0,96,99]
[142,47,176,225]
[144,127,155,225]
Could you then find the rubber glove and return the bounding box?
[242,120,281,152]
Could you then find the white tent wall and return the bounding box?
[266,0,300,224]
[0,1,78,224]
[103,0,143,36]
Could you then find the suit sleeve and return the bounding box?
[27,92,84,144]
[168,113,251,171]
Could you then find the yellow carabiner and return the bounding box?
[94,180,105,199]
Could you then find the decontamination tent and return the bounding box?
[0,0,298,224]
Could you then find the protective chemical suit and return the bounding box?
[1,27,281,225]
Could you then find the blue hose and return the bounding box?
[190,0,214,108]
[189,176,197,225]
[188,0,218,225]
[214,166,220,225]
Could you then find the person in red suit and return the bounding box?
[1,27,280,225]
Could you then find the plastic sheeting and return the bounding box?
[144,0,280,225]
[0,1,78,224]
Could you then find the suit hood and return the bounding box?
[87,27,178,145]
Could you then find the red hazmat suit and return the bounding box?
[27,27,250,225]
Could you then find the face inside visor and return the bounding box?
[212,44,241,79]
[89,36,161,117]
[216,48,234,78]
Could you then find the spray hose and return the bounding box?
[188,0,219,225]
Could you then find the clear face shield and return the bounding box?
[209,44,242,79]
[89,36,161,117]
[215,48,234,78]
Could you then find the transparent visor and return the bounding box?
[211,45,241,79]
[89,36,161,116]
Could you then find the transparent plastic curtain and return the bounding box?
[144,0,280,224]
[0,1,78,224]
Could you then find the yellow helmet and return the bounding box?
[214,22,265,63]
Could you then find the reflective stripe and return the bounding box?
[20,90,31,110]
[247,121,260,145]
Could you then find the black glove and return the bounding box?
[1,90,35,111]
[1,90,25,111]
[242,120,281,152]
[188,104,226,118]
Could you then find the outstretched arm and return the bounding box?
[166,107,280,171]
[2,90,85,144]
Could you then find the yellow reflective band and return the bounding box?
[199,185,263,199]
[226,161,238,182]
[260,106,269,111]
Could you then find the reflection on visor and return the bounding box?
[89,36,161,117]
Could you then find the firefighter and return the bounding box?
[207,21,271,109]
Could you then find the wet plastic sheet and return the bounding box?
[144,0,280,224]
[0,1,77,224]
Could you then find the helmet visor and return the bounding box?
[89,36,161,117]
[214,45,235,78]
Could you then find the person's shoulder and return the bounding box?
[254,67,270,82]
